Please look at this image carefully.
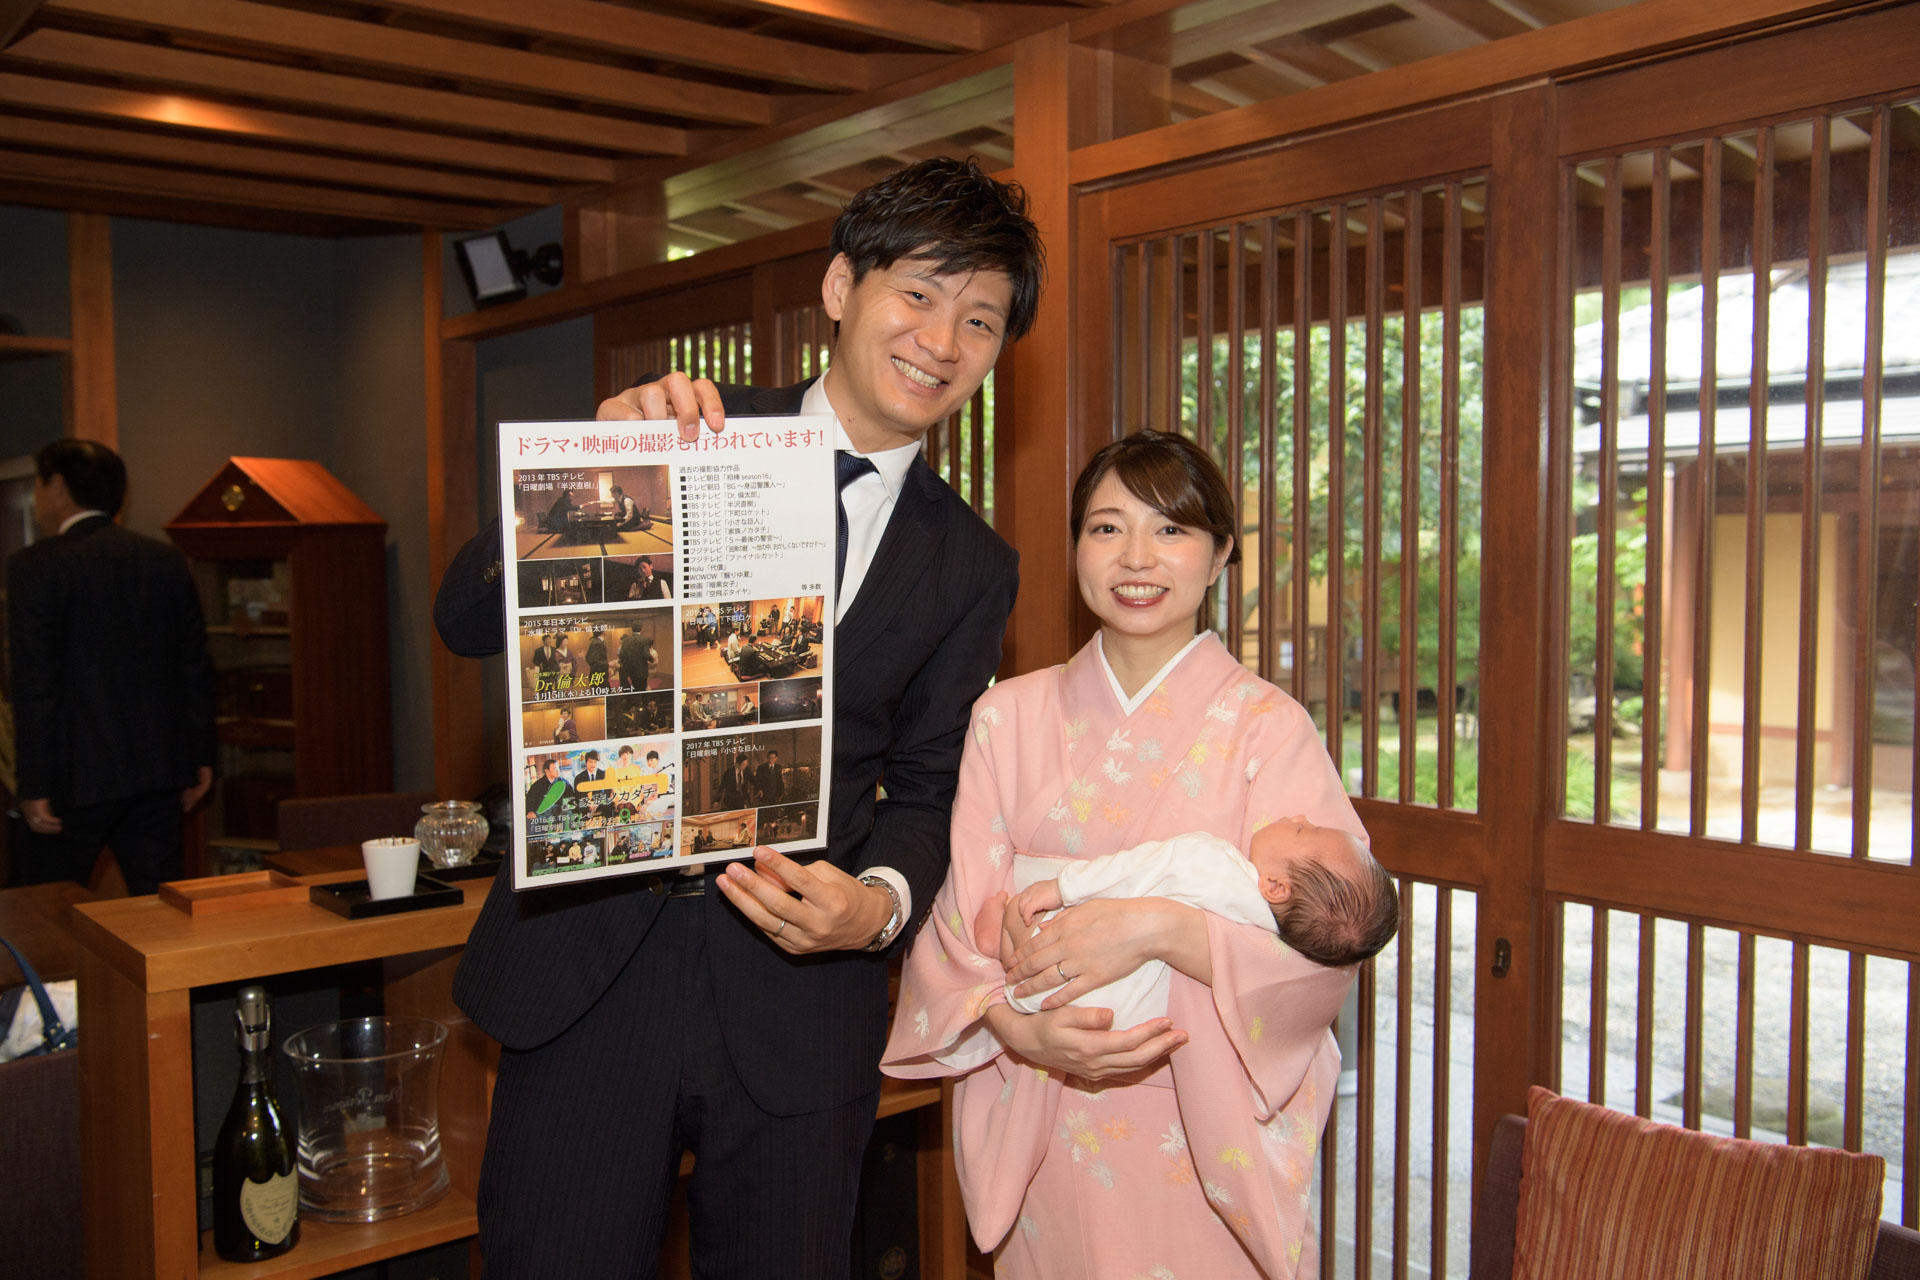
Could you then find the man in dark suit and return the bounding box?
[436,157,1040,1280]
[756,749,785,807]
[6,439,214,895]
[616,622,654,692]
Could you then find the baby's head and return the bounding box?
[1249,817,1399,968]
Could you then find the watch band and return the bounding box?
[858,873,904,952]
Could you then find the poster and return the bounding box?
[498,417,835,889]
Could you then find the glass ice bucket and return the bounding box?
[281,1016,450,1222]
[415,799,489,868]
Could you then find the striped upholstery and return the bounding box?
[1513,1086,1885,1280]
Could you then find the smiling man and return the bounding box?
[442,157,1042,1280]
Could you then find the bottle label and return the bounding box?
[240,1171,298,1244]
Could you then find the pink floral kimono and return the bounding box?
[882,634,1361,1280]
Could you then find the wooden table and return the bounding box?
[0,881,95,985]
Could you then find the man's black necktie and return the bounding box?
[835,451,878,593]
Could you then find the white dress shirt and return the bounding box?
[802,378,919,625]
[801,377,920,929]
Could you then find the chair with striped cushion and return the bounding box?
[1471,1088,1920,1280]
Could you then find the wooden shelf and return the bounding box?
[0,333,71,363]
[196,1191,477,1280]
[206,625,294,637]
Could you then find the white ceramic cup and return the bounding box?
[362,837,421,901]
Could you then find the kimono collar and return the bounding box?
[1095,629,1213,715]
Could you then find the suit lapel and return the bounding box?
[745,381,810,415]
[835,455,939,669]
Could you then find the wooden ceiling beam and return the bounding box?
[1169,0,1381,68]
[717,0,982,52]
[0,146,501,226]
[663,66,1011,218]
[0,113,557,205]
[372,0,870,92]
[7,28,688,153]
[1,0,44,47]
[0,72,618,182]
[40,0,772,126]
[1398,0,1533,42]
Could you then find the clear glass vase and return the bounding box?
[414,800,488,869]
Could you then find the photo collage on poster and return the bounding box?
[500,416,837,890]
[678,598,826,855]
[511,462,681,880]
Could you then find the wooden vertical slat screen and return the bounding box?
[1328,204,1349,778]
[1430,887,1453,1278]
[1291,211,1313,712]
[1438,185,1461,807]
[1740,127,1773,846]
[1794,122,1829,852]
[1361,196,1385,800]
[1635,914,1655,1117]
[1399,193,1422,804]
[1852,105,1888,859]
[1642,148,1670,833]
[1594,157,1621,825]
[1391,881,1412,1280]
[1109,177,1490,1276]
[1690,138,1721,838]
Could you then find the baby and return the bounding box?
[994,816,1399,1027]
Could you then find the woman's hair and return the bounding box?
[1069,430,1240,565]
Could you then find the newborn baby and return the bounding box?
[994,816,1398,1027]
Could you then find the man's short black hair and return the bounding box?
[35,438,127,517]
[829,156,1045,342]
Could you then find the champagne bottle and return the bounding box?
[213,985,299,1262]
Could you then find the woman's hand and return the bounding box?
[1004,897,1212,1010]
[984,1003,1187,1081]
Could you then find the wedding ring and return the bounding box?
[1056,961,1070,983]
[773,918,789,938]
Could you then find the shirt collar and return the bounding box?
[58,509,106,535]
[803,377,918,502]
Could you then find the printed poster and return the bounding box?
[498,417,835,889]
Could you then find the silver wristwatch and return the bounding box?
[859,874,905,952]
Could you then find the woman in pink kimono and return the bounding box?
[883,430,1367,1279]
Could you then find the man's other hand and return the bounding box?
[597,372,727,442]
[719,847,892,954]
[20,797,62,835]
[180,765,213,812]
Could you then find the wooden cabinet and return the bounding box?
[71,874,967,1279]
[71,874,492,1279]
[166,459,393,860]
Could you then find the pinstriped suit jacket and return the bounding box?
[450,379,1019,1116]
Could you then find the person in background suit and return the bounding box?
[6,439,215,895]
[530,633,561,691]
[617,623,654,692]
[756,749,785,807]
[584,627,609,691]
[437,157,1040,1280]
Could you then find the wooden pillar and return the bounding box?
[566,181,670,286]
[67,212,115,447]
[1472,85,1557,1194]
[425,230,488,799]
[1003,27,1093,677]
